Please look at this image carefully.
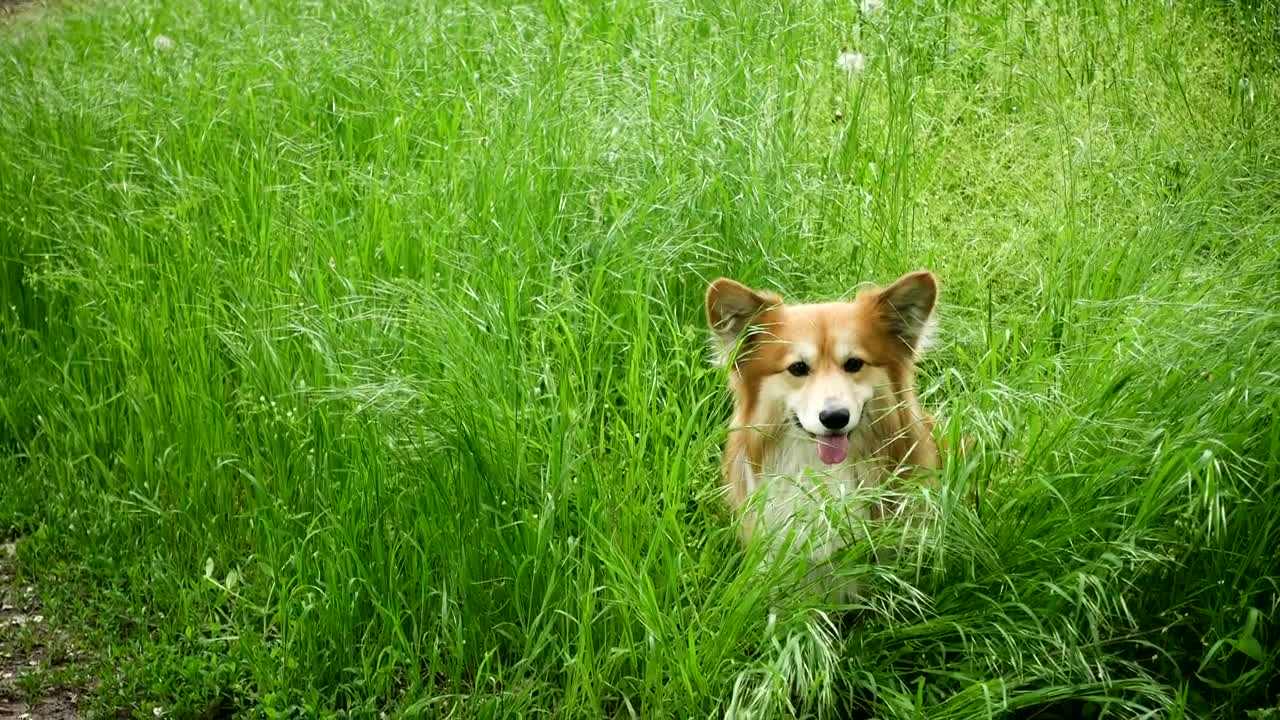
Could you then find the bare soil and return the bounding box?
[0,542,88,720]
[0,0,45,18]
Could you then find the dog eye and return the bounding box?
[786,361,810,377]
[843,357,865,373]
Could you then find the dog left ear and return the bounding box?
[876,270,937,353]
[705,278,780,365]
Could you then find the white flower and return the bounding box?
[153,34,175,51]
[860,0,885,15]
[835,50,867,74]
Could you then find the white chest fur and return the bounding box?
[743,431,884,568]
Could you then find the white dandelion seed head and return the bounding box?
[860,0,885,15]
[153,35,175,51]
[835,50,867,74]
[1239,76,1254,102]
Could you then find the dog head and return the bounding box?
[705,270,937,465]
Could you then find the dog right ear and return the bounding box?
[705,278,779,365]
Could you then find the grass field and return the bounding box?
[2,0,1279,716]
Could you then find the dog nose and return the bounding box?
[818,407,850,430]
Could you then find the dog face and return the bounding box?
[706,271,937,465]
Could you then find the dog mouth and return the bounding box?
[790,414,851,466]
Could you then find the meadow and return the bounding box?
[2,0,1279,716]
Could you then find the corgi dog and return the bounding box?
[705,270,941,592]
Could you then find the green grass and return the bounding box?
[2,0,1279,716]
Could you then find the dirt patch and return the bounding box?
[0,541,89,720]
[0,0,52,20]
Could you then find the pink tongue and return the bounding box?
[816,434,849,465]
